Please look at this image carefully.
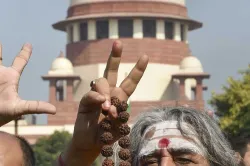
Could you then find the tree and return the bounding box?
[33,130,72,166]
[210,65,250,135]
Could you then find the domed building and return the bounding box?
[0,0,210,144]
[49,52,74,76]
[180,56,204,73]
[42,52,80,125]
[46,0,210,124]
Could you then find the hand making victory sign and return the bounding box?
[0,43,56,126]
[61,40,149,166]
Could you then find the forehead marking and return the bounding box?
[158,138,170,148]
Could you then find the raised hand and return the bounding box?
[62,40,149,166]
[0,43,56,126]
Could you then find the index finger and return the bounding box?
[103,40,123,88]
[119,55,149,97]
[11,43,32,75]
[160,149,174,166]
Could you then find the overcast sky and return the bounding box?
[0,1,249,124]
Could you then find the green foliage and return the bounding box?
[210,65,250,135]
[33,130,72,166]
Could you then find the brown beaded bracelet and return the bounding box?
[100,96,131,166]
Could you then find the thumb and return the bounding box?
[16,100,56,115]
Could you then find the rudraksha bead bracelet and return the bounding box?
[100,96,131,166]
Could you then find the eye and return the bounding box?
[175,157,194,164]
[142,156,159,165]
[141,154,160,165]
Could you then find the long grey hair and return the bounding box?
[129,107,239,166]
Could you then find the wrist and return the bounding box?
[62,140,101,166]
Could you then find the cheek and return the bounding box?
[244,151,250,164]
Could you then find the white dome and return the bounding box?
[70,0,185,7]
[180,56,203,73]
[48,52,74,75]
[186,78,197,88]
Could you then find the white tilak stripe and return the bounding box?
[139,121,206,157]
[148,129,182,139]
[139,137,204,157]
[143,121,196,138]
[142,121,199,142]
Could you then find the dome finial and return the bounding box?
[58,51,64,58]
[188,50,192,56]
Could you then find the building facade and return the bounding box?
[48,0,209,124]
[0,0,210,144]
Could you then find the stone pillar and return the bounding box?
[183,24,189,43]
[179,78,186,100]
[67,80,74,101]
[109,19,118,39]
[195,78,203,100]
[66,25,71,44]
[73,23,80,42]
[88,20,96,40]
[49,79,56,102]
[133,19,143,39]
[174,21,181,42]
[156,20,165,40]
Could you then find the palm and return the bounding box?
[0,66,20,116]
[74,41,148,151]
[0,43,56,126]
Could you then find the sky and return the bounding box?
[0,1,249,124]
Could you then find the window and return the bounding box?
[143,20,156,38]
[181,24,185,41]
[118,19,133,38]
[69,25,73,43]
[80,22,88,41]
[165,21,173,39]
[56,81,64,101]
[96,20,109,39]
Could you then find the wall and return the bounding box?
[73,63,180,101]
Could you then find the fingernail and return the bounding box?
[103,100,111,108]
[113,41,118,46]
[113,40,121,48]
[24,43,32,49]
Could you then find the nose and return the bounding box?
[160,149,176,166]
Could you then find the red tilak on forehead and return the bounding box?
[158,138,170,148]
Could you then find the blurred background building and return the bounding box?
[0,0,210,144]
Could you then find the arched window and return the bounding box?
[143,19,156,37]
[96,20,109,39]
[118,19,133,38]
[165,21,173,39]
